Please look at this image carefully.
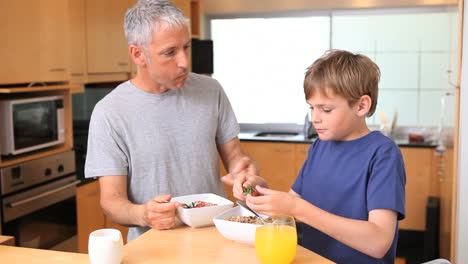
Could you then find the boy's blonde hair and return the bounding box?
[304,50,380,117]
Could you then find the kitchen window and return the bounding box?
[210,6,458,128]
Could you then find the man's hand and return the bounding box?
[225,173,268,200]
[143,194,180,230]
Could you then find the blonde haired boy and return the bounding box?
[236,50,406,263]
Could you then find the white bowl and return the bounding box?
[213,206,263,245]
[171,193,233,228]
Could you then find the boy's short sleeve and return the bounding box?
[367,142,406,220]
[292,143,314,195]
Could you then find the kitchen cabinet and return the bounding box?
[399,147,436,231]
[0,236,15,246]
[76,180,128,253]
[68,0,87,84]
[434,148,454,259]
[76,181,105,253]
[0,0,70,85]
[85,0,133,83]
[240,142,297,192]
[222,141,310,201]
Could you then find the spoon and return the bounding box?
[236,200,267,224]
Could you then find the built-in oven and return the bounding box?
[0,151,79,250]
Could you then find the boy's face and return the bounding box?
[307,89,369,141]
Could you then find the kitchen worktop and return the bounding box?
[239,131,438,148]
[0,226,334,263]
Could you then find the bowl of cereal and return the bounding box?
[213,205,272,245]
[171,193,233,228]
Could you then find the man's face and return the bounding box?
[306,90,362,141]
[144,24,191,91]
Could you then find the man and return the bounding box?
[85,0,257,242]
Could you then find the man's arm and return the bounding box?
[217,137,258,177]
[99,175,179,230]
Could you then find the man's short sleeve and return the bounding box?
[85,105,129,178]
[215,81,239,145]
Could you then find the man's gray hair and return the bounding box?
[124,0,189,48]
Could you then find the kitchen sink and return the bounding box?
[254,132,299,138]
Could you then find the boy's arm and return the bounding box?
[247,187,396,259]
[293,197,397,259]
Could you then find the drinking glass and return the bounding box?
[255,216,297,264]
[88,228,123,264]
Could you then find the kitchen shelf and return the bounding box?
[0,145,73,168]
[0,83,83,94]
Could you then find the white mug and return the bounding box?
[88,228,123,264]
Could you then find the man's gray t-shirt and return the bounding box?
[85,73,239,241]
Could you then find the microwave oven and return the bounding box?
[0,95,65,156]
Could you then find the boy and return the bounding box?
[236,50,406,263]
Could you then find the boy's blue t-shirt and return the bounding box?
[292,131,406,264]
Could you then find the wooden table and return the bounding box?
[0,226,334,263]
[122,226,334,263]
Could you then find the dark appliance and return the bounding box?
[0,151,79,250]
[192,38,214,74]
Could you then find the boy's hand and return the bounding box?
[245,186,299,217]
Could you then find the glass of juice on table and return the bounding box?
[255,216,297,264]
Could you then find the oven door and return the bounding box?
[2,175,80,249]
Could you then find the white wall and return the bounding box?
[455,1,468,261]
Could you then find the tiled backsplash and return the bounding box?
[332,11,458,127]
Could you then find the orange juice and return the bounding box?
[255,225,297,264]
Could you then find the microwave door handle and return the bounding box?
[7,180,81,208]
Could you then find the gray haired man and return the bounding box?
[85,0,257,242]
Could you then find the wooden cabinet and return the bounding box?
[76,181,105,253]
[399,148,435,231]
[0,236,15,246]
[434,149,454,259]
[241,142,297,192]
[222,141,310,201]
[85,0,132,83]
[68,0,87,84]
[0,0,70,85]
[76,180,128,253]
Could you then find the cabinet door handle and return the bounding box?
[117,62,129,66]
[49,68,66,72]
[71,73,84,77]
[274,149,292,153]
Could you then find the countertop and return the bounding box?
[239,132,438,148]
[0,226,334,263]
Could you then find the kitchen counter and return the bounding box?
[0,226,334,263]
[239,131,438,148]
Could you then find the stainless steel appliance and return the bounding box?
[0,95,65,156]
[0,151,79,250]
